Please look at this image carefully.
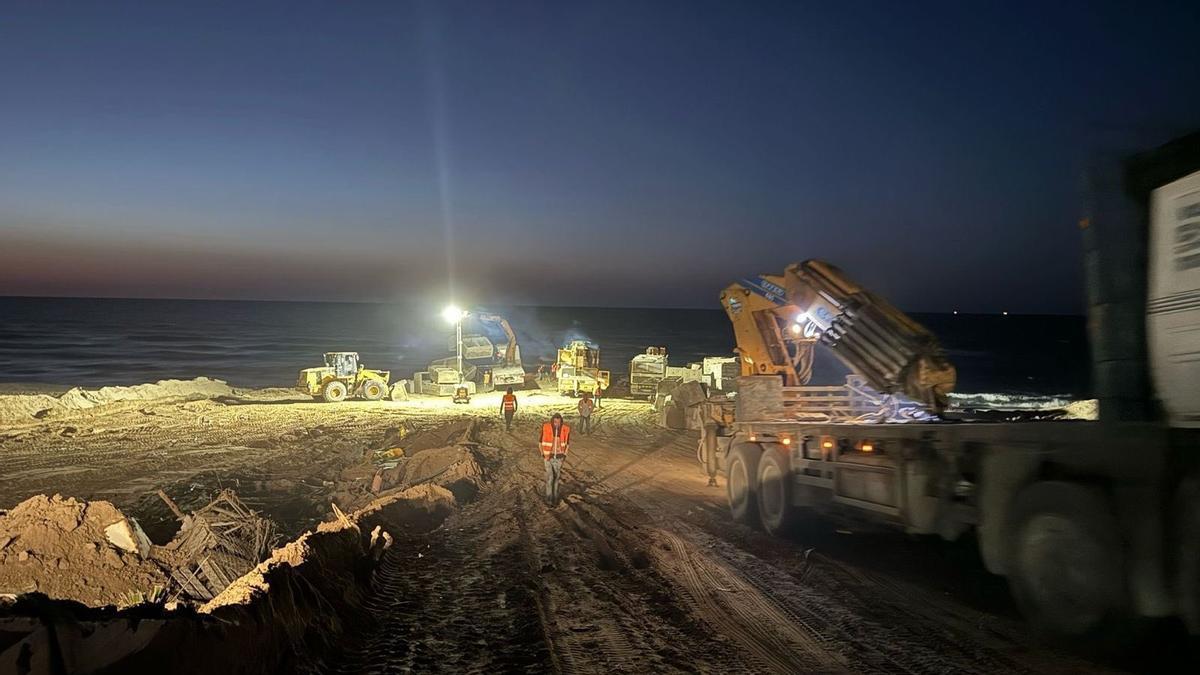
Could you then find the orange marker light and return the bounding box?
[860,442,874,452]
[821,440,833,449]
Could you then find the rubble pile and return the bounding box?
[0,495,171,607]
[0,490,281,608]
[161,490,280,601]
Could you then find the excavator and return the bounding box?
[474,312,526,387]
[415,311,527,396]
[720,260,955,412]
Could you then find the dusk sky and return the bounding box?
[2,1,1199,312]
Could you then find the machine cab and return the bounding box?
[324,352,360,378]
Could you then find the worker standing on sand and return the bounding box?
[501,387,518,431]
[593,382,604,408]
[577,394,594,435]
[539,413,570,506]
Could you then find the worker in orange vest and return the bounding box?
[500,387,518,431]
[539,413,570,505]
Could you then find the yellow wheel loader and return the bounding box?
[296,352,391,403]
[556,340,610,396]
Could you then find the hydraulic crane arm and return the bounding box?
[720,260,956,411]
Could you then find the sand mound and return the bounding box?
[377,446,483,502]
[0,495,170,606]
[201,483,456,613]
[352,483,457,532]
[0,394,59,425]
[0,377,234,425]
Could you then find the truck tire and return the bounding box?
[1176,476,1200,635]
[727,442,762,526]
[1007,481,1127,638]
[361,379,385,401]
[321,380,348,403]
[757,448,799,535]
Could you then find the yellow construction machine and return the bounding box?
[556,340,610,396]
[720,260,955,411]
[296,352,391,402]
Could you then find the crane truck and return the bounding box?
[702,132,1200,640]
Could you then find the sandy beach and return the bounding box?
[0,380,1128,672]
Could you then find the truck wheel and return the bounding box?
[321,380,348,403]
[727,442,762,526]
[361,380,385,401]
[1007,481,1127,638]
[757,448,798,535]
[1176,476,1200,635]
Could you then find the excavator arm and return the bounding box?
[721,260,956,412]
[475,313,519,366]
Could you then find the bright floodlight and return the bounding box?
[441,304,466,324]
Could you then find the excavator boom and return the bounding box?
[475,313,519,366]
[721,260,955,411]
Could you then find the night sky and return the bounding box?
[2,1,1198,312]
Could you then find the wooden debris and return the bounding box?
[163,489,279,601]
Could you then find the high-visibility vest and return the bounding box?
[539,422,570,458]
[502,394,517,412]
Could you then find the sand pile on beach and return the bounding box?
[0,377,234,425]
[0,494,171,606]
[381,446,482,491]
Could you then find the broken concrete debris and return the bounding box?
[104,517,152,557]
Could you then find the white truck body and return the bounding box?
[1149,168,1200,427]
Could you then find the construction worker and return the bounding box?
[577,393,594,435]
[539,413,570,505]
[593,381,604,408]
[500,387,518,431]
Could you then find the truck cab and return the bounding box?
[630,347,668,399]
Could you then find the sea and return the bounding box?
[0,297,1091,398]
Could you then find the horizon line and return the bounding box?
[0,293,1086,317]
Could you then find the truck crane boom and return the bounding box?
[720,260,956,411]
